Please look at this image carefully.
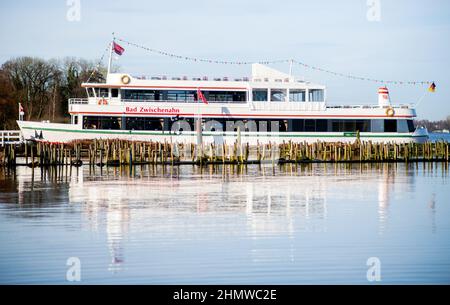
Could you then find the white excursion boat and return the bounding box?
[17,62,428,144]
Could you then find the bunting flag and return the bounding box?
[197,88,208,104]
[113,42,125,56]
[428,82,436,92]
[114,37,434,86]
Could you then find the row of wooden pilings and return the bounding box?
[1,139,449,168]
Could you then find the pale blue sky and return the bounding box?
[1,0,449,120]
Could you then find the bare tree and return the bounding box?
[2,57,60,120]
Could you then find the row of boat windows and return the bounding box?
[252,89,323,102]
[88,88,324,102]
[82,116,415,133]
[90,89,246,102]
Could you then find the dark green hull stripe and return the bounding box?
[22,126,428,138]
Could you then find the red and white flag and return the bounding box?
[197,88,208,104]
[19,103,24,113]
[113,42,125,56]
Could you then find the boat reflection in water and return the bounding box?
[63,162,422,273]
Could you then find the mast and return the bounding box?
[107,33,115,76]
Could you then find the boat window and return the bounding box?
[86,88,95,98]
[166,90,196,102]
[384,119,397,132]
[252,89,268,102]
[125,117,164,131]
[270,89,286,102]
[205,91,246,102]
[122,89,157,100]
[371,119,384,132]
[169,118,195,131]
[407,120,415,132]
[278,120,288,132]
[397,120,410,133]
[93,88,108,98]
[355,120,370,132]
[289,89,306,102]
[309,89,324,102]
[111,89,119,98]
[331,120,342,132]
[100,88,108,98]
[291,119,304,132]
[191,119,290,132]
[316,119,328,132]
[331,120,370,132]
[83,116,122,130]
[305,119,316,131]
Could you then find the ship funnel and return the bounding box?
[378,87,391,107]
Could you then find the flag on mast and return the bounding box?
[113,42,125,56]
[428,82,436,92]
[197,88,208,104]
[19,103,24,113]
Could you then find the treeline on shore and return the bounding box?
[0,57,105,130]
[415,118,450,132]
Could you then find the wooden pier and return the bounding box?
[1,139,449,168]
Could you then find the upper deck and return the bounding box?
[69,64,416,119]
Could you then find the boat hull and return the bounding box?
[18,121,429,144]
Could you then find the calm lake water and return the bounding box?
[0,134,449,284]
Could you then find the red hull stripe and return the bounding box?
[70,111,414,118]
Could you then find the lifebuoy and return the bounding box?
[98,98,108,105]
[121,75,130,84]
[386,107,395,117]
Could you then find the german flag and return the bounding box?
[428,82,436,92]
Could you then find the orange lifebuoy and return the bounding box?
[386,107,395,117]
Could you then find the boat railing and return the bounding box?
[69,98,248,105]
[327,104,414,109]
[120,99,247,104]
[0,130,22,146]
[68,98,89,105]
[251,101,326,111]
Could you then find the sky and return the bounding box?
[0,0,449,120]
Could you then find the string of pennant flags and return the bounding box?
[115,38,287,65]
[114,37,435,87]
